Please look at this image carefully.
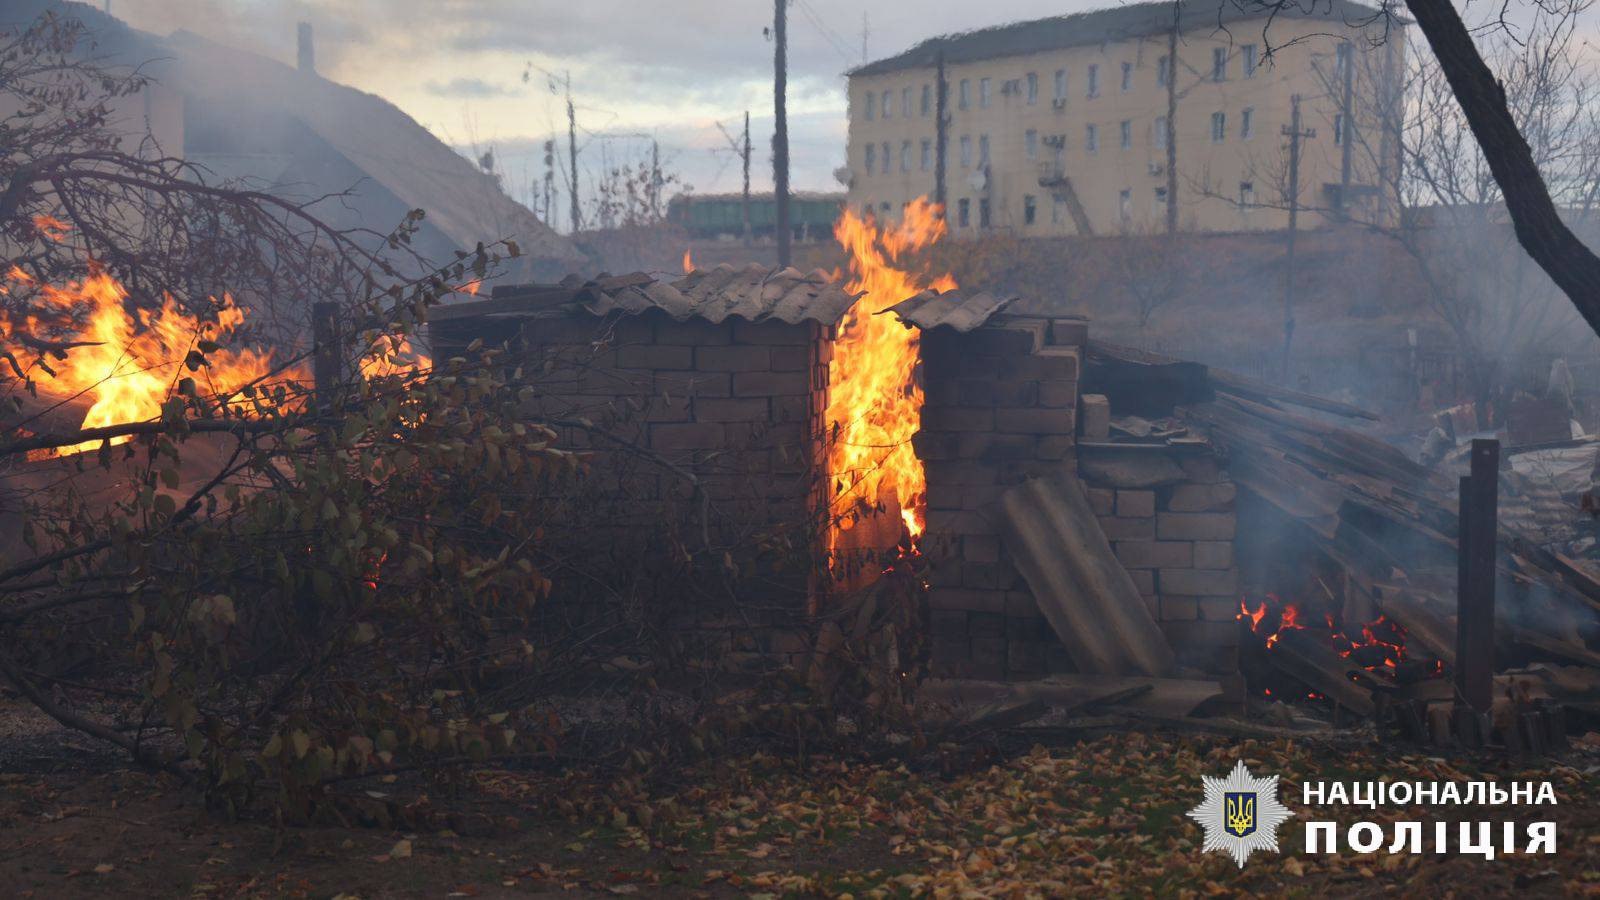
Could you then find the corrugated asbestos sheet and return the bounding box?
[884,288,1017,332]
[998,475,1177,677]
[581,263,861,325]
[430,264,862,327]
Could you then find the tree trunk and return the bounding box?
[1404,0,1600,339]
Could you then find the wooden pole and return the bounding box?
[741,111,752,247]
[773,0,791,267]
[1455,437,1499,713]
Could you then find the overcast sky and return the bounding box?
[108,0,1123,222]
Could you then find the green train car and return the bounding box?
[667,192,845,240]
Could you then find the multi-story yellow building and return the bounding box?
[844,0,1403,235]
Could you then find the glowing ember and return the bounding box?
[1236,595,1444,682]
[682,248,694,274]
[826,198,955,555]
[2,265,291,458]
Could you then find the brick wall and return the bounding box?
[916,316,1086,680]
[1081,448,1241,676]
[432,309,830,664]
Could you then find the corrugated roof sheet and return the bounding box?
[883,288,1017,331]
[580,263,862,325]
[433,264,863,327]
[851,0,1390,76]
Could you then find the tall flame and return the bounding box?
[826,198,955,554]
[682,248,694,274]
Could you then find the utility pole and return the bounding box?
[774,0,791,267]
[1337,41,1355,217]
[650,138,662,221]
[565,71,580,235]
[1281,94,1316,379]
[1164,0,1179,237]
[861,12,869,65]
[741,112,752,246]
[934,50,948,211]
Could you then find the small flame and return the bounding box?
[826,198,955,556]
[457,279,482,296]
[682,248,694,274]
[33,215,71,242]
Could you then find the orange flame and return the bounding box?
[682,248,694,274]
[826,198,955,553]
[2,265,296,458]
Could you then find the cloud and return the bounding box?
[423,77,523,99]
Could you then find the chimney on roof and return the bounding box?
[297,21,315,74]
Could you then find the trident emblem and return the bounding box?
[1224,792,1257,837]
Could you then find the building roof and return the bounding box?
[164,31,582,273]
[850,0,1389,77]
[431,264,863,327]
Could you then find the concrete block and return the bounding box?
[1086,487,1116,516]
[1194,541,1234,570]
[928,587,1007,614]
[995,407,1075,435]
[732,320,813,345]
[1116,490,1156,518]
[922,406,995,432]
[1159,567,1239,596]
[655,319,730,345]
[695,398,770,422]
[650,422,725,450]
[1157,512,1236,541]
[1037,435,1076,460]
[1167,482,1237,512]
[1161,595,1198,620]
[1099,516,1156,540]
[732,371,808,397]
[614,344,692,370]
[1080,393,1111,440]
[1114,540,1193,569]
[1038,379,1078,408]
[1198,596,1242,621]
[963,533,1000,563]
[697,345,771,371]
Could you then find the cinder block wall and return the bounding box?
[1081,450,1241,675]
[916,316,1086,680]
[434,309,830,662]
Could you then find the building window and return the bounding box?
[1153,116,1168,149]
[979,77,992,107]
[1212,47,1227,81]
[864,91,875,120]
[1052,196,1064,224]
[959,78,970,110]
[1119,188,1132,221]
[1157,55,1170,88]
[1121,61,1133,92]
[900,140,912,172]
[1086,64,1100,97]
[960,134,972,167]
[1054,68,1067,101]
[1334,113,1345,145]
[881,141,892,174]
[1335,42,1352,79]
[1210,111,1226,143]
[978,133,990,165]
[1025,128,1038,160]
[1053,143,1065,171]
[882,89,893,118]
[1243,44,1258,78]
[979,197,991,228]
[1240,107,1254,139]
[1119,119,1132,150]
[864,143,875,174]
[1085,123,1098,154]
[902,87,912,119]
[1240,181,1256,208]
[921,84,932,116]
[1025,72,1038,105]
[1154,186,1168,214]
[957,197,971,227]
[1023,194,1037,225]
[920,139,932,171]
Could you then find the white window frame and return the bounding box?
[1026,72,1038,105]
